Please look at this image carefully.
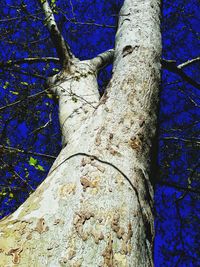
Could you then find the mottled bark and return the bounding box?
[0,0,161,266]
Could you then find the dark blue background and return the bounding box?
[0,0,200,266]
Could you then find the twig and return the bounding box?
[157,181,200,194]
[30,113,52,135]
[0,89,48,112]
[0,158,34,191]
[0,145,56,159]
[0,57,59,68]
[161,136,200,145]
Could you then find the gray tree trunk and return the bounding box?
[0,0,161,266]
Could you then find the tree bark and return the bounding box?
[0,0,161,266]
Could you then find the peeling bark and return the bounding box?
[0,0,161,266]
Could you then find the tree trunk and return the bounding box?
[0,0,161,266]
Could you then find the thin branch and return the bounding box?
[178,57,200,69]
[0,145,56,159]
[69,0,76,19]
[68,19,116,29]
[1,66,47,80]
[157,181,200,194]
[90,49,115,71]
[59,9,116,29]
[38,0,74,68]
[175,161,199,202]
[0,158,34,191]
[0,11,43,23]
[0,89,48,112]
[162,59,200,90]
[0,185,22,190]
[57,84,97,108]
[0,57,59,68]
[163,80,183,86]
[29,113,52,135]
[161,136,200,145]
[177,87,200,108]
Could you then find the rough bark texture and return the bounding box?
[0,0,161,266]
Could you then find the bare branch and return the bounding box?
[38,0,75,69]
[29,113,52,135]
[72,20,116,29]
[0,57,59,68]
[69,0,76,19]
[0,158,35,191]
[162,59,200,90]
[0,11,43,23]
[178,57,200,69]
[66,19,116,28]
[0,145,56,159]
[157,181,200,194]
[161,136,200,145]
[59,9,116,29]
[3,66,47,80]
[90,49,115,71]
[0,89,48,112]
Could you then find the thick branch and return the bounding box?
[90,49,114,71]
[38,0,74,69]
[162,59,200,89]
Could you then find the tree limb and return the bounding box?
[38,0,74,69]
[90,49,115,71]
[162,59,200,90]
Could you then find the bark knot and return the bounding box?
[7,247,23,264]
[35,218,49,234]
[122,45,133,57]
[80,176,98,191]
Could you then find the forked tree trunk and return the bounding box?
[0,0,161,266]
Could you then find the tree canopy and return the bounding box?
[0,0,200,266]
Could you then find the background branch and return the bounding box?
[0,145,56,159]
[0,89,48,112]
[0,57,59,68]
[162,59,200,89]
[157,181,200,194]
[178,57,200,69]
